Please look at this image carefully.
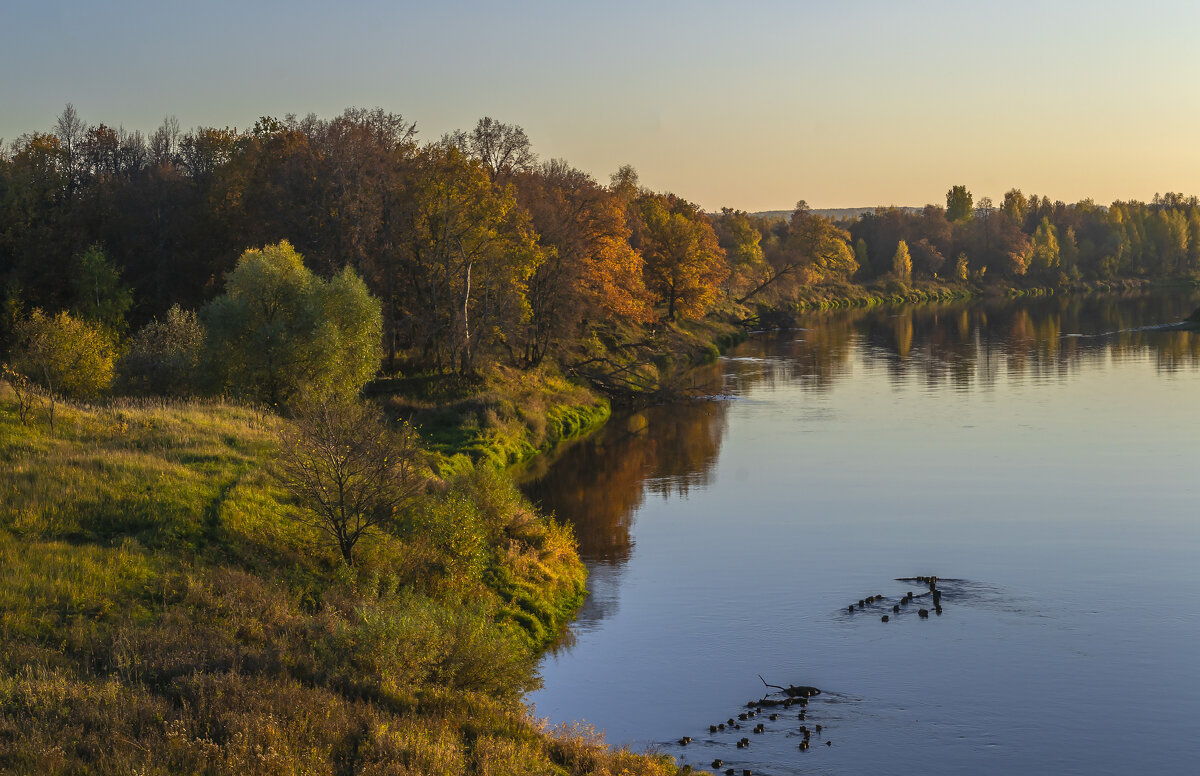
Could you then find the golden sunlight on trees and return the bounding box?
[276,398,425,567]
[713,208,767,299]
[396,144,542,375]
[515,160,650,365]
[1029,217,1061,279]
[735,203,857,303]
[637,194,728,320]
[10,309,115,431]
[892,240,912,282]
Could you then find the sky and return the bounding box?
[4,0,1200,212]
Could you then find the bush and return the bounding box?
[202,241,382,406]
[119,305,205,396]
[316,593,537,701]
[9,308,115,430]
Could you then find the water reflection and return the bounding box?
[526,291,1200,774]
[522,291,1200,630]
[757,292,1200,392]
[523,397,730,565]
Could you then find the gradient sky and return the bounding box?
[4,1,1200,212]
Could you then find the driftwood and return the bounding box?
[758,675,821,698]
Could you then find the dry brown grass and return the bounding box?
[0,387,680,775]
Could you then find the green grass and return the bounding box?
[0,386,685,775]
[382,365,612,476]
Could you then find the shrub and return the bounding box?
[119,305,205,396]
[10,308,115,430]
[202,241,382,406]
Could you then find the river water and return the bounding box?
[522,292,1200,776]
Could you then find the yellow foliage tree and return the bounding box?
[892,240,912,282]
[638,194,728,320]
[10,308,115,431]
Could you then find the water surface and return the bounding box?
[523,293,1200,776]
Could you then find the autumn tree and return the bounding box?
[637,194,728,320]
[513,160,649,365]
[276,398,425,566]
[10,309,115,431]
[954,253,970,281]
[712,208,767,299]
[892,240,912,282]
[394,143,542,374]
[847,206,911,280]
[1029,217,1061,278]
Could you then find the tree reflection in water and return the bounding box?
[521,290,1200,633]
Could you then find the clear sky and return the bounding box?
[4,0,1200,212]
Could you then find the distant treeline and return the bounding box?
[2,105,1198,378]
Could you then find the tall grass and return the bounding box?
[0,385,685,775]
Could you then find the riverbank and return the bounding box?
[0,389,689,775]
[373,318,747,477]
[741,276,1196,325]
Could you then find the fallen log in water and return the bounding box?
[758,675,822,697]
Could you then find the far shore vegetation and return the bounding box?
[3,104,1200,774]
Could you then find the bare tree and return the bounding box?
[276,399,425,566]
[1,363,40,425]
[53,103,88,195]
[468,117,535,184]
[149,115,180,166]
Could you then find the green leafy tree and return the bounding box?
[10,309,115,431]
[71,244,133,334]
[854,238,869,277]
[203,241,382,406]
[1060,226,1080,278]
[946,185,974,223]
[276,398,425,566]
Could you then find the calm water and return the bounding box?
[522,293,1200,776]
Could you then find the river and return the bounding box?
[521,291,1200,776]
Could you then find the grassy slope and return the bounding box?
[0,388,683,775]
[377,366,612,478]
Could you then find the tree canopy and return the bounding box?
[202,241,382,406]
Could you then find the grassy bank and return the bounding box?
[374,366,612,477]
[373,318,747,477]
[0,388,684,775]
[745,276,1195,324]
